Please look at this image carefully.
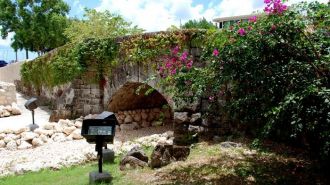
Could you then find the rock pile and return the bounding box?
[173,112,201,145]
[0,103,21,118]
[0,118,84,151]
[115,108,172,131]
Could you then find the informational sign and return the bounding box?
[88,126,112,136]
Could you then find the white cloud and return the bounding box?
[0,32,14,47]
[96,0,219,31]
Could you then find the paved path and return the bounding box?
[0,93,51,132]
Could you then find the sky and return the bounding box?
[0,0,328,62]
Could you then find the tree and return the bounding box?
[0,0,70,58]
[64,9,143,43]
[181,18,217,30]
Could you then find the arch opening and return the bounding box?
[107,82,173,130]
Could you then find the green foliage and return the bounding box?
[64,9,143,43]
[164,1,330,162]
[182,17,217,30]
[0,0,70,54]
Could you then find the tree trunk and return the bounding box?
[15,51,18,62]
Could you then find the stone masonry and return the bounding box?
[0,82,17,106]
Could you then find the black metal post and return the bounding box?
[32,110,35,125]
[96,141,103,173]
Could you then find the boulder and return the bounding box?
[21,132,38,141]
[58,119,73,127]
[34,129,54,136]
[0,140,6,148]
[220,142,242,148]
[133,114,141,122]
[51,133,67,142]
[141,112,148,120]
[14,127,29,135]
[149,144,190,168]
[53,124,64,133]
[2,110,11,117]
[39,134,49,143]
[63,126,76,135]
[174,112,189,124]
[124,115,133,124]
[11,103,21,115]
[32,138,44,147]
[18,141,32,150]
[4,134,18,143]
[0,133,5,140]
[2,128,14,134]
[4,105,12,112]
[6,140,17,151]
[190,113,202,125]
[43,122,56,130]
[70,129,83,140]
[132,122,140,130]
[119,156,148,171]
[125,147,148,163]
[120,124,136,131]
[74,121,82,128]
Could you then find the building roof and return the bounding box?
[213,13,260,23]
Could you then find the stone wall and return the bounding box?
[0,61,25,83]
[0,82,17,106]
[115,107,172,131]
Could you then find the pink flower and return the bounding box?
[238,28,246,36]
[248,16,257,23]
[264,0,287,14]
[180,51,188,61]
[264,0,271,3]
[186,60,193,69]
[213,49,219,56]
[208,96,215,102]
[171,46,179,55]
[170,69,176,75]
[248,26,253,31]
[165,61,172,69]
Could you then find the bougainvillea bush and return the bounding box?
[162,1,330,162]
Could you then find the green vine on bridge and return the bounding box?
[21,29,207,89]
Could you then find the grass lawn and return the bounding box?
[0,158,136,185]
[0,139,328,185]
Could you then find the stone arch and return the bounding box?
[107,82,173,130]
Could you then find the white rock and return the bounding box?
[6,140,17,150]
[4,105,12,112]
[2,128,15,134]
[74,121,82,128]
[32,138,44,147]
[174,112,189,124]
[14,127,29,134]
[4,134,17,143]
[70,129,83,140]
[11,103,21,115]
[58,119,74,127]
[18,141,32,150]
[2,110,10,117]
[43,122,56,130]
[0,133,5,140]
[63,126,76,135]
[0,140,5,148]
[53,124,63,133]
[39,134,49,143]
[21,132,38,141]
[2,128,14,134]
[51,133,67,142]
[34,129,54,136]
